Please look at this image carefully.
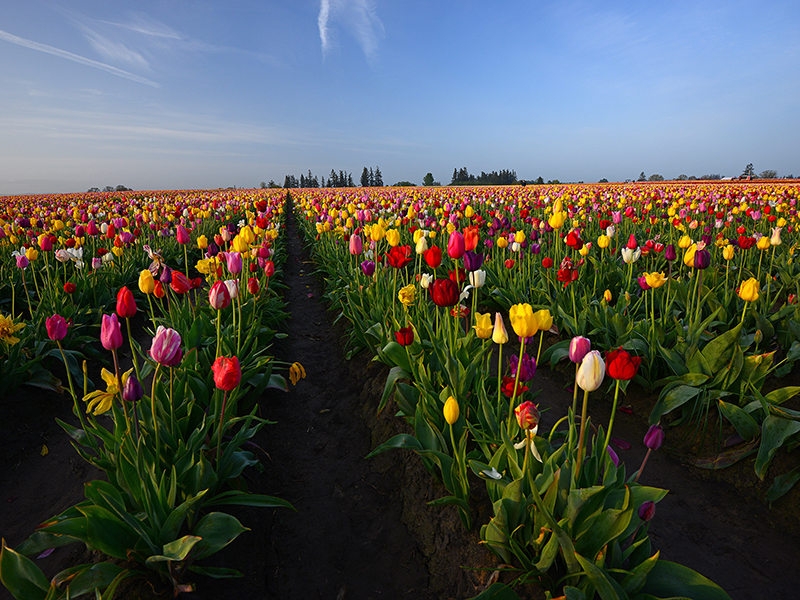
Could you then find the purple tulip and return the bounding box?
[360,260,376,277]
[122,375,144,403]
[638,500,656,522]
[509,353,536,382]
[643,424,665,450]
[462,250,484,272]
[664,244,677,262]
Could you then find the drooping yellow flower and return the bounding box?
[644,271,667,289]
[289,362,307,386]
[738,278,760,303]
[443,396,460,426]
[398,284,415,307]
[0,313,25,346]
[473,312,493,339]
[83,368,132,415]
[509,303,538,339]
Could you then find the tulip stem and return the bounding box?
[575,387,590,479]
[126,317,141,381]
[150,363,161,461]
[603,379,622,450]
[634,448,653,483]
[507,338,525,438]
[111,348,130,430]
[216,390,228,466]
[216,308,222,358]
[496,342,504,421]
[740,301,748,329]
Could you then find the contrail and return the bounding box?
[318,0,331,55]
[0,28,159,87]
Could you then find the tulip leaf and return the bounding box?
[717,400,760,441]
[378,366,410,413]
[365,433,422,458]
[0,541,49,600]
[573,551,625,599]
[188,565,244,579]
[700,323,742,374]
[650,384,701,424]
[466,582,522,600]
[764,385,800,406]
[641,559,732,599]
[766,465,800,505]
[146,535,202,564]
[191,512,249,560]
[755,415,800,479]
[692,439,759,469]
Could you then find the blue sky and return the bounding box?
[1,0,798,194]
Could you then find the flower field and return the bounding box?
[1,181,800,598]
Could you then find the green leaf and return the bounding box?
[187,565,244,579]
[380,340,412,372]
[467,582,522,600]
[0,541,49,600]
[365,433,422,459]
[650,385,702,424]
[764,386,800,406]
[701,323,742,374]
[641,559,731,600]
[574,551,624,599]
[79,505,140,560]
[191,512,249,560]
[146,535,202,564]
[691,438,759,469]
[766,465,800,505]
[378,366,410,413]
[207,491,294,511]
[717,400,760,440]
[53,562,128,597]
[755,415,800,479]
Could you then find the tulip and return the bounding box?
[473,312,492,338]
[509,353,536,382]
[247,277,260,295]
[693,246,711,269]
[664,243,677,262]
[360,260,376,277]
[170,271,192,294]
[212,355,241,391]
[46,314,69,341]
[348,233,363,255]
[386,245,413,268]
[209,280,231,310]
[597,234,610,249]
[224,251,243,274]
[644,424,665,450]
[420,273,433,289]
[398,284,415,307]
[576,350,605,392]
[492,313,508,345]
[122,374,144,403]
[100,313,123,351]
[447,230,465,259]
[463,251,484,272]
[150,326,182,366]
[424,246,442,269]
[138,269,155,294]
[644,272,667,289]
[770,227,782,246]
[443,396,460,426]
[626,234,638,250]
[638,500,656,522]
[738,277,760,302]
[197,234,209,250]
[369,222,385,242]
[509,303,538,339]
[756,235,770,251]
[415,236,428,255]
[385,228,401,247]
[63,281,76,294]
[429,278,459,307]
[723,244,735,261]
[224,279,239,300]
[548,211,566,229]
[569,336,591,363]
[515,400,539,430]
[176,224,190,245]
[606,347,641,381]
[116,286,137,319]
[620,247,641,264]
[468,269,486,288]
[394,326,414,346]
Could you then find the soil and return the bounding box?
[2,207,800,599]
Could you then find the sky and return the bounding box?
[1,0,798,195]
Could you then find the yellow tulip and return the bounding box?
[464,205,474,218]
[644,271,667,289]
[492,313,509,344]
[413,229,426,244]
[473,312,493,339]
[509,303,538,339]
[533,309,553,332]
[25,247,39,261]
[722,244,735,261]
[398,284,415,307]
[443,396,460,425]
[678,235,692,249]
[197,234,208,250]
[683,243,697,268]
[597,234,610,249]
[369,223,385,242]
[603,289,613,303]
[231,235,249,253]
[756,235,770,251]
[496,236,509,249]
[548,211,566,230]
[514,230,526,244]
[138,269,155,294]
[738,278,760,302]
[385,228,401,247]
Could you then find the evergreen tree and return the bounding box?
[374,166,383,186]
[368,167,375,186]
[361,167,370,187]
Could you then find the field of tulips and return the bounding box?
[2,181,800,598]
[294,180,800,599]
[0,188,296,598]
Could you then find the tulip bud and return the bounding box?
[122,374,144,403]
[115,286,137,319]
[643,424,664,450]
[209,280,231,309]
[100,313,123,351]
[212,355,241,391]
[638,500,656,522]
[46,314,69,341]
[514,400,539,430]
[443,396,460,425]
[576,350,605,392]
[568,336,591,364]
[492,312,508,344]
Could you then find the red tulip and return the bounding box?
[424,246,442,269]
[115,286,137,319]
[63,281,77,294]
[212,355,241,391]
[501,376,528,398]
[605,347,641,381]
[247,277,260,295]
[264,260,275,277]
[153,280,166,298]
[176,224,190,245]
[429,277,459,307]
[447,230,465,259]
[394,326,414,346]
[514,400,539,430]
[170,271,192,294]
[541,257,553,269]
[386,245,413,268]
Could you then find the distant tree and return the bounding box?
[361,167,370,187]
[267,180,280,188]
[87,187,100,192]
[394,181,416,187]
[648,174,665,181]
[637,171,647,182]
[283,175,298,188]
[374,166,383,187]
[103,185,115,192]
[535,176,544,185]
[260,181,267,189]
[423,172,435,186]
[743,163,755,178]
[700,174,722,180]
[676,174,689,181]
[759,169,777,179]
[598,178,609,183]
[368,167,375,186]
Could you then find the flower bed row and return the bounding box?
[293,181,800,599]
[0,188,297,598]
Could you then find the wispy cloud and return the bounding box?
[318,0,384,62]
[0,29,158,87]
[100,13,183,41]
[80,25,150,70]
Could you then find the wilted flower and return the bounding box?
[0,313,25,346]
[398,283,416,307]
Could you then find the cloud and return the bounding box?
[318,0,383,62]
[0,28,158,87]
[80,25,150,70]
